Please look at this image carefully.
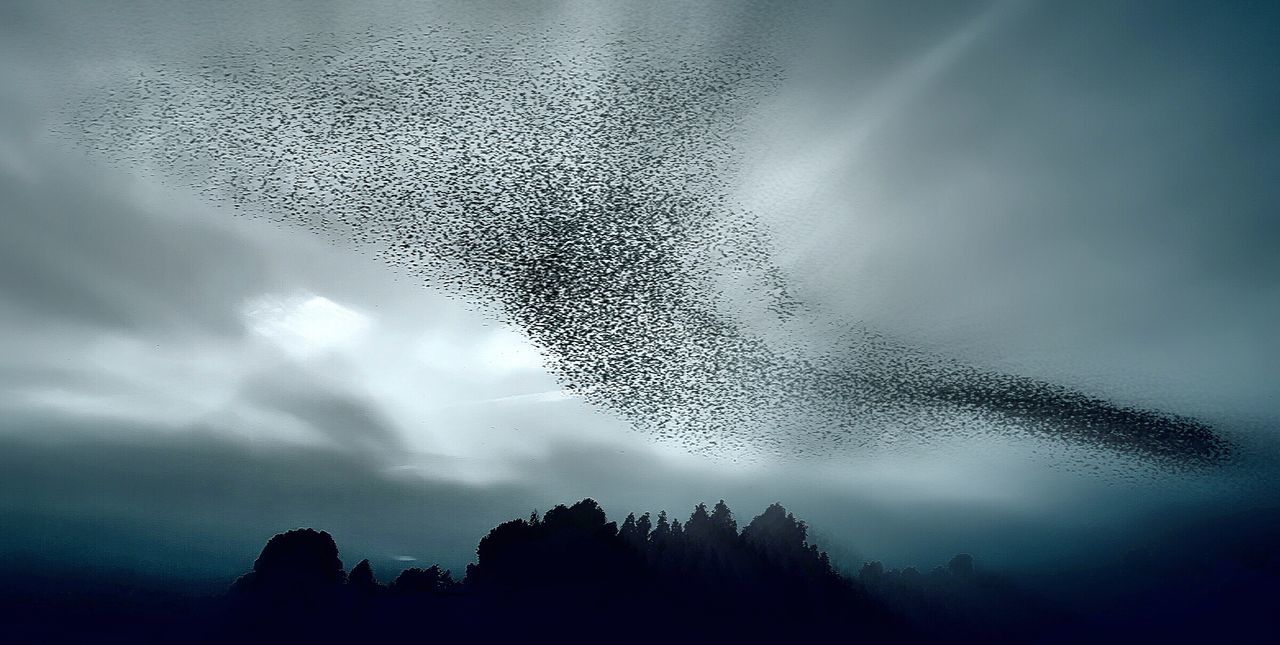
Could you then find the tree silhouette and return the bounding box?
[232,528,345,596]
[710,500,737,540]
[390,565,455,595]
[949,553,975,578]
[860,561,886,585]
[223,499,913,640]
[347,559,380,595]
[619,512,642,548]
[9,495,1272,642]
[684,502,712,542]
[742,502,808,566]
[636,512,652,540]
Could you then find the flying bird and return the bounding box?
[66,24,1229,469]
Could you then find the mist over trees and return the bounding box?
[3,498,1277,643]
[221,499,993,641]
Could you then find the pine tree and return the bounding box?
[636,512,652,540]
[685,503,711,541]
[347,559,378,593]
[710,500,737,540]
[619,513,641,547]
[651,510,671,550]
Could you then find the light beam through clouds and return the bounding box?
[740,0,1027,223]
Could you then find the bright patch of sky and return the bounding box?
[244,293,372,358]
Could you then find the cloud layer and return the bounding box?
[1,0,1276,580]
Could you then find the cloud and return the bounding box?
[0,422,526,578]
[0,160,269,336]
[0,0,1276,590]
[234,364,405,458]
[244,292,372,358]
[2,422,1266,585]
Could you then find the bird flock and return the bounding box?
[67,24,1230,470]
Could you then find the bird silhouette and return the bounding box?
[66,22,1228,469]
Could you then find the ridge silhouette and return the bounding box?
[5,500,1277,642]
[223,499,937,641]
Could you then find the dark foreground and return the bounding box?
[2,499,1277,643]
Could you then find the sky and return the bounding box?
[0,0,1277,581]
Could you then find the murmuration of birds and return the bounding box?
[65,24,1229,471]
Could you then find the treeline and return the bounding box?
[226,498,999,641]
[6,500,1277,642]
